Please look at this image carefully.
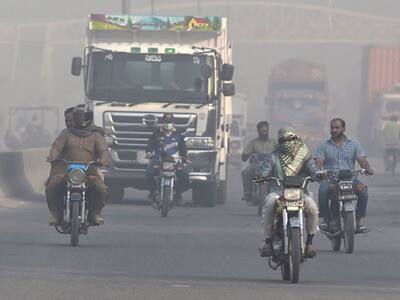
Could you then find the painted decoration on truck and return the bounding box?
[89,14,222,32]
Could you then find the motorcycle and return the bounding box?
[53,160,102,247]
[255,175,316,283]
[384,148,398,175]
[247,153,271,216]
[150,155,185,217]
[319,169,367,253]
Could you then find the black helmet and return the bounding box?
[72,106,93,128]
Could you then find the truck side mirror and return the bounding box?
[223,83,235,97]
[221,64,234,81]
[201,64,213,79]
[71,57,83,76]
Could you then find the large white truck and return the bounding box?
[71,15,235,206]
[229,94,247,169]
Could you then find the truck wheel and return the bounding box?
[192,182,217,207]
[216,180,227,205]
[108,184,124,203]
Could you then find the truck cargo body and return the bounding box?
[359,46,400,147]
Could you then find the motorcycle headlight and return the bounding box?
[68,169,86,185]
[163,162,175,171]
[339,182,353,191]
[283,188,301,200]
[185,137,214,149]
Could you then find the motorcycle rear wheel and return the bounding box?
[70,201,80,247]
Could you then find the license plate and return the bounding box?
[339,194,356,200]
[164,179,171,186]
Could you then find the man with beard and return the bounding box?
[45,106,110,226]
[259,127,319,258]
[315,118,374,233]
[241,121,277,202]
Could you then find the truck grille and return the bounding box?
[104,112,197,171]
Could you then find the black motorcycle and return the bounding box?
[248,153,271,216]
[320,169,367,253]
[151,155,185,217]
[255,175,316,283]
[54,160,101,247]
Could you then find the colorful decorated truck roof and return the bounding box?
[88,14,223,32]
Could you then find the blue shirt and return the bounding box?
[314,136,367,171]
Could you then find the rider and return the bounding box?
[315,118,374,233]
[259,127,319,258]
[145,113,190,203]
[45,106,110,226]
[241,121,277,202]
[383,115,400,172]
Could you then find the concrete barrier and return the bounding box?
[0,148,49,198]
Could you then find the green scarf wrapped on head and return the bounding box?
[277,126,311,176]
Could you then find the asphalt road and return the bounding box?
[0,167,399,300]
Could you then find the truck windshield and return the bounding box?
[385,99,400,112]
[87,51,213,103]
[273,96,325,127]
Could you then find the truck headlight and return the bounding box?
[69,169,86,185]
[283,188,301,200]
[185,137,214,149]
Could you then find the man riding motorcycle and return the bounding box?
[45,106,110,226]
[241,121,277,202]
[145,113,190,203]
[315,118,374,233]
[259,127,319,258]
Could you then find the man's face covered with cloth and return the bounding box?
[277,126,311,176]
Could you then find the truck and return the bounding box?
[70,14,235,206]
[359,46,400,152]
[265,59,329,150]
[229,94,247,169]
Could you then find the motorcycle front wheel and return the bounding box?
[70,201,80,247]
[161,185,171,218]
[343,211,355,253]
[289,228,301,283]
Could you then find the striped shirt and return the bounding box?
[314,136,367,171]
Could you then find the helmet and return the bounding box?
[72,106,93,128]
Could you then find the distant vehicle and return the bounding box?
[229,94,247,169]
[4,106,58,150]
[359,46,400,151]
[266,59,329,151]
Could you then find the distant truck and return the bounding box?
[359,46,400,150]
[71,14,235,206]
[229,94,247,169]
[265,59,329,150]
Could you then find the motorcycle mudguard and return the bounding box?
[343,201,355,212]
[290,216,301,228]
[70,192,81,202]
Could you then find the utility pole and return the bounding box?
[121,0,131,14]
[197,0,202,15]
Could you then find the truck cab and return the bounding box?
[71,15,235,206]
